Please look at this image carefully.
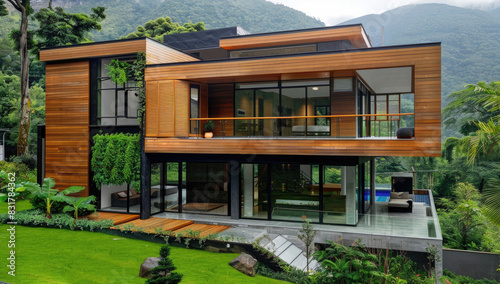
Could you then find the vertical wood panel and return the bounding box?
[174,80,190,137]
[146,81,159,137]
[45,61,89,196]
[331,92,356,137]
[208,84,235,136]
[158,81,175,136]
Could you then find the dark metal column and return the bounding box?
[370,158,376,207]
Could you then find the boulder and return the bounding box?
[229,252,257,277]
[139,257,161,278]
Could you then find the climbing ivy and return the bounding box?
[104,52,146,127]
[91,133,140,189]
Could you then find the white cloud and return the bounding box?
[267,0,500,25]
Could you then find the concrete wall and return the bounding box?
[443,249,500,281]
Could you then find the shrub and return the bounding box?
[0,209,113,231]
[9,154,37,170]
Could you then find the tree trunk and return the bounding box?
[17,4,30,155]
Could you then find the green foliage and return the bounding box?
[147,245,183,284]
[204,120,215,132]
[298,218,317,272]
[123,16,204,42]
[26,177,85,218]
[482,178,500,227]
[91,133,140,189]
[57,195,96,219]
[30,5,106,58]
[441,269,499,284]
[0,209,113,231]
[59,0,323,41]
[105,59,131,86]
[438,183,490,250]
[9,153,37,169]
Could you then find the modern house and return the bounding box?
[39,24,442,273]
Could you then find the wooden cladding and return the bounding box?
[208,84,234,136]
[146,40,199,64]
[219,26,370,50]
[145,45,440,82]
[146,80,191,137]
[40,38,198,64]
[145,138,441,157]
[45,61,90,196]
[144,44,441,157]
[331,92,356,137]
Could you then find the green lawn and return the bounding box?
[0,198,32,214]
[0,200,286,283]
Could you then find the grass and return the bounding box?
[0,198,32,214]
[0,201,287,283]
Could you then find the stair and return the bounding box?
[261,235,319,272]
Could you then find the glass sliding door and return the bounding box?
[240,163,268,219]
[270,164,319,222]
[164,162,185,212]
[281,88,306,136]
[184,163,228,215]
[307,85,330,136]
[234,89,254,136]
[322,165,358,225]
[151,163,162,214]
[255,89,279,136]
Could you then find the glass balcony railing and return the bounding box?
[191,113,414,139]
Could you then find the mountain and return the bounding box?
[33,0,325,40]
[340,4,500,138]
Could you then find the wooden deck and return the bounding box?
[173,223,232,238]
[81,211,140,225]
[81,212,231,237]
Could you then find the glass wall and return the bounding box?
[234,79,330,137]
[270,164,319,222]
[184,163,228,215]
[240,162,368,225]
[100,183,140,213]
[240,164,268,219]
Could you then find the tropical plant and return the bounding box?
[147,245,183,284]
[0,179,38,202]
[54,195,96,219]
[26,177,84,218]
[314,240,385,283]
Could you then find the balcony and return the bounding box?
[190,113,415,140]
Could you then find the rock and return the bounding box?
[229,252,257,277]
[139,257,161,278]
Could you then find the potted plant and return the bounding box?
[204,120,215,138]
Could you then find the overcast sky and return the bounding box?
[266,0,500,25]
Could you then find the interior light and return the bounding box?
[312,87,319,91]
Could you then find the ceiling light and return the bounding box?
[312,87,319,91]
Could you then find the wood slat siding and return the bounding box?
[208,84,234,136]
[332,92,356,137]
[144,45,441,157]
[40,38,199,64]
[174,80,190,137]
[45,61,90,196]
[146,80,190,137]
[145,138,440,157]
[40,40,146,62]
[219,26,369,50]
[146,40,199,64]
[158,81,175,136]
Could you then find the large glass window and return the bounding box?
[97,58,139,126]
[235,79,330,137]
